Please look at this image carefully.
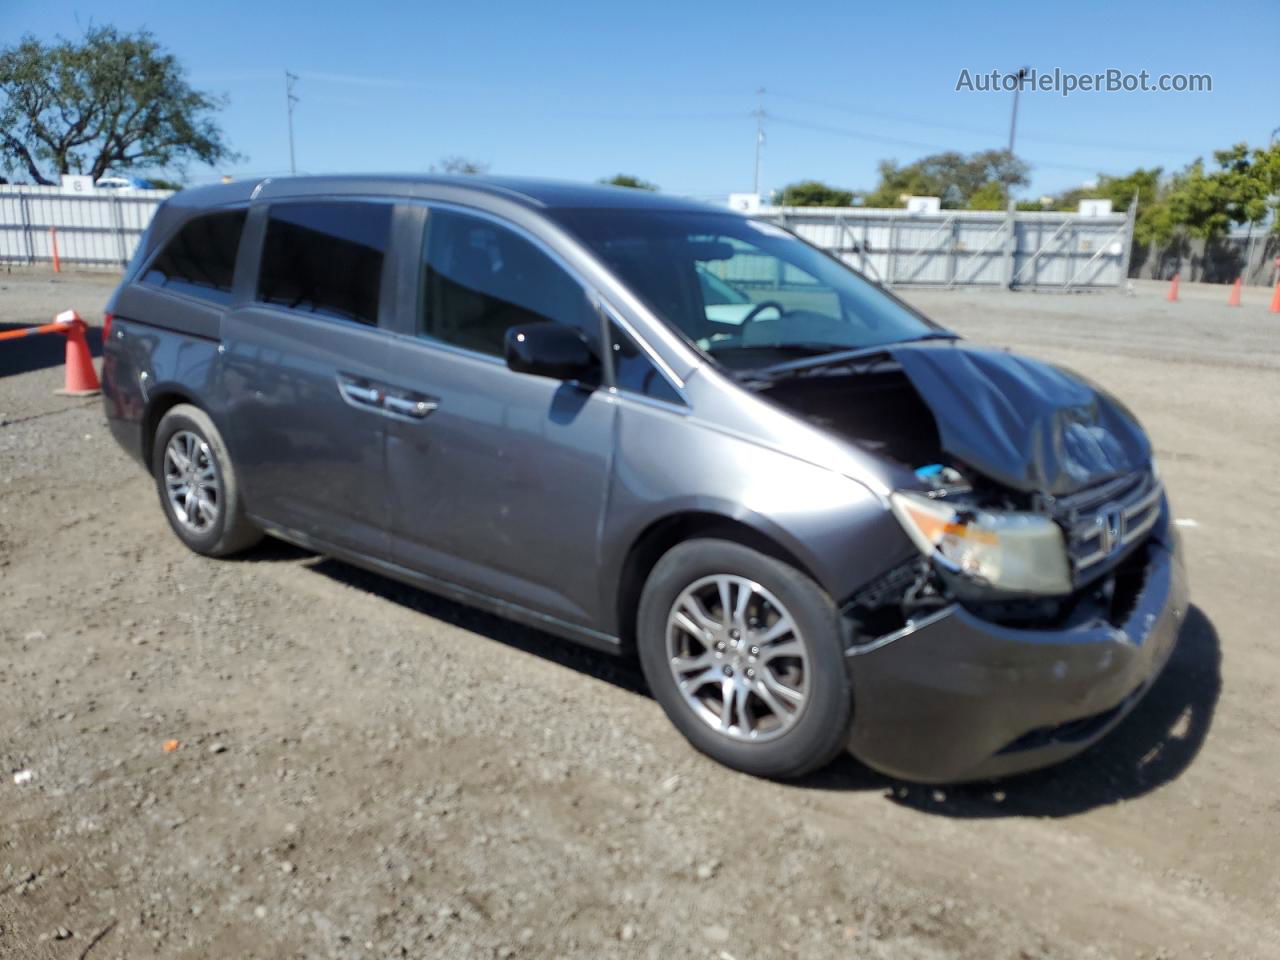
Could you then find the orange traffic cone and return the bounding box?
[1227,277,1242,306]
[1166,273,1180,301]
[1271,282,1280,315]
[53,309,101,397]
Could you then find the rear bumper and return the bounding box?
[843,526,1188,783]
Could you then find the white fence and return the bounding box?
[1,185,1136,290]
[0,185,172,270]
[764,205,1136,289]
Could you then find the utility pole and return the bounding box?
[285,71,300,175]
[1006,67,1029,156]
[752,88,767,198]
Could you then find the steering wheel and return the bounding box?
[739,300,785,340]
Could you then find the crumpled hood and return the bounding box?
[888,342,1151,496]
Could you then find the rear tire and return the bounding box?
[152,404,261,557]
[636,538,852,779]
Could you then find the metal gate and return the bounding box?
[0,185,170,269]
[765,204,1134,289]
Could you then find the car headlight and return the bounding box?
[889,491,1072,595]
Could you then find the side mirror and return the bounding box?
[504,322,600,384]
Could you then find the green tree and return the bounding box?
[966,181,1007,210]
[0,26,237,185]
[1166,159,1236,240]
[433,155,489,175]
[776,180,855,206]
[1209,143,1280,231]
[1050,168,1175,246]
[863,150,1028,208]
[600,174,658,191]
[145,176,185,191]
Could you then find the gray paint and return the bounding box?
[105,175,913,635]
[846,527,1187,783]
[101,173,1185,782]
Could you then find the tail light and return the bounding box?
[102,312,113,341]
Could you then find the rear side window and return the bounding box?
[257,201,392,326]
[142,210,245,304]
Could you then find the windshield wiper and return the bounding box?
[732,345,890,383]
[706,342,848,357]
[902,331,960,342]
[718,333,960,386]
[734,335,950,385]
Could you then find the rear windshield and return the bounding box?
[553,208,943,370]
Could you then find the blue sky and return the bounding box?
[6,0,1277,198]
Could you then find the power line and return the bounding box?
[767,113,1114,174]
[767,88,1203,157]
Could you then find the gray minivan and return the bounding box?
[102,175,1187,782]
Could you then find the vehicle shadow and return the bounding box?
[799,604,1222,817]
[245,540,650,697]
[247,540,1219,816]
[0,322,103,377]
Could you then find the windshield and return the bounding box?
[554,208,946,369]
[697,264,751,305]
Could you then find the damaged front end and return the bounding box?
[753,340,1163,633]
[848,460,1166,637]
[750,340,1186,781]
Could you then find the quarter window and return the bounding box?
[419,208,598,357]
[142,210,245,303]
[610,323,683,405]
[257,201,392,326]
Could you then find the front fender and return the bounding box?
[598,405,917,634]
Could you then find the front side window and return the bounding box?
[419,208,599,357]
[142,209,245,304]
[554,208,947,371]
[257,201,392,326]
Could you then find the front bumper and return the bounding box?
[843,524,1188,783]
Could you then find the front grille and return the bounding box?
[1049,471,1163,584]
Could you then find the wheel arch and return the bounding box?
[611,509,823,653]
[141,388,202,467]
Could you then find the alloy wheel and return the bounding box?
[665,574,809,742]
[163,430,220,534]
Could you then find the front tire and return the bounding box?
[636,538,852,779]
[152,403,261,557]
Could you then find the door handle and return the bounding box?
[337,376,383,408]
[339,374,436,420]
[383,393,438,419]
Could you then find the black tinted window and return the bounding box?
[143,210,245,303]
[420,208,598,356]
[257,201,391,326]
[611,323,683,404]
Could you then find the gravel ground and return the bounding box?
[1,270,1277,959]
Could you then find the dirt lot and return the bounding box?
[2,270,1277,959]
